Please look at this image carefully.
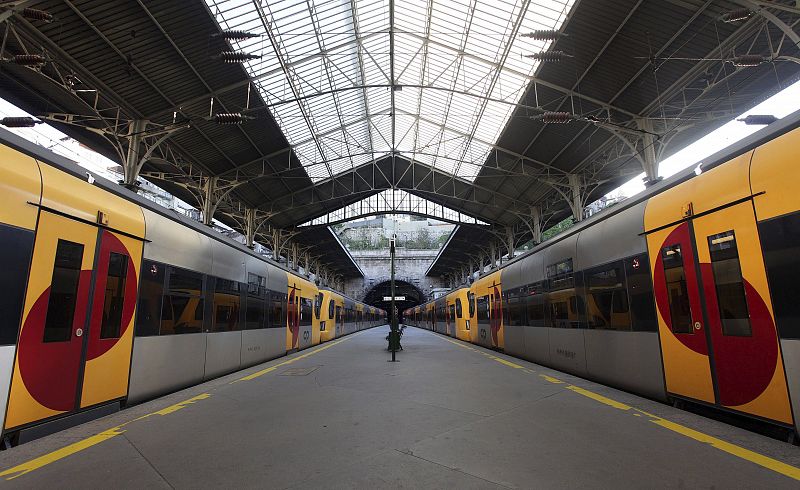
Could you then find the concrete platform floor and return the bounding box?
[1,326,799,488]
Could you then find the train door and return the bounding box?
[335,306,342,336]
[448,304,455,337]
[650,204,793,424]
[286,286,300,351]
[489,283,503,349]
[298,296,312,350]
[5,212,142,430]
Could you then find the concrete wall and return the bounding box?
[345,248,445,302]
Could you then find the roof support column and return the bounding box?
[244,208,256,249]
[637,118,661,186]
[489,242,497,270]
[122,119,147,189]
[201,176,219,226]
[506,227,515,260]
[568,174,584,223]
[532,206,542,244]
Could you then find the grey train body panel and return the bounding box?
[127,334,207,404]
[584,330,666,401]
[546,327,588,377]
[779,339,800,434]
[503,325,525,358]
[204,331,243,380]
[523,326,551,365]
[575,201,647,270]
[240,329,286,367]
[141,208,213,275]
[503,260,525,290]
[210,238,247,283]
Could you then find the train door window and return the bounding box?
[448,304,455,323]
[300,298,313,327]
[100,252,129,339]
[315,292,323,320]
[136,261,165,336]
[468,292,475,317]
[708,231,751,337]
[476,296,490,326]
[662,245,693,334]
[625,254,657,332]
[586,262,631,331]
[335,305,342,323]
[455,298,463,318]
[43,239,84,343]
[328,299,335,319]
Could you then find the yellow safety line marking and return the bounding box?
[233,331,363,382]
[441,333,800,482]
[0,330,367,480]
[0,393,211,480]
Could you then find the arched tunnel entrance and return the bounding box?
[363,280,424,321]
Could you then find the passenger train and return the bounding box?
[0,127,384,444]
[406,111,800,438]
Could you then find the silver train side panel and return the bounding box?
[127,334,206,404]
[0,345,15,431]
[140,208,213,274]
[522,249,550,365]
[210,238,246,283]
[204,331,242,380]
[575,201,647,270]
[241,329,285,367]
[584,330,666,400]
[780,339,800,434]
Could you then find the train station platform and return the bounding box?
[1,327,798,488]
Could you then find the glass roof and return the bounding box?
[300,188,487,226]
[206,0,575,182]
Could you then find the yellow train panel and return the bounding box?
[471,271,503,349]
[750,127,800,221]
[0,144,41,230]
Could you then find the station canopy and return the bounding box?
[206,0,574,182]
[0,1,797,278]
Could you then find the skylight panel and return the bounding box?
[205,0,575,183]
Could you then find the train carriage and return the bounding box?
[0,127,384,444]
[410,111,800,436]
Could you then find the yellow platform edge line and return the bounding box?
[437,329,800,482]
[0,392,212,480]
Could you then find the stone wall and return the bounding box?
[344,248,445,302]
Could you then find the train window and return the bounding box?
[455,298,463,318]
[160,295,203,335]
[586,263,631,331]
[300,298,313,327]
[246,273,267,330]
[548,268,583,328]
[504,289,525,326]
[168,267,203,293]
[0,225,33,345]
[662,245,693,334]
[212,278,241,332]
[269,292,287,328]
[43,240,84,343]
[625,254,657,332]
[759,213,800,339]
[708,231,751,337]
[328,299,335,319]
[136,261,165,336]
[524,282,547,327]
[100,252,129,339]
